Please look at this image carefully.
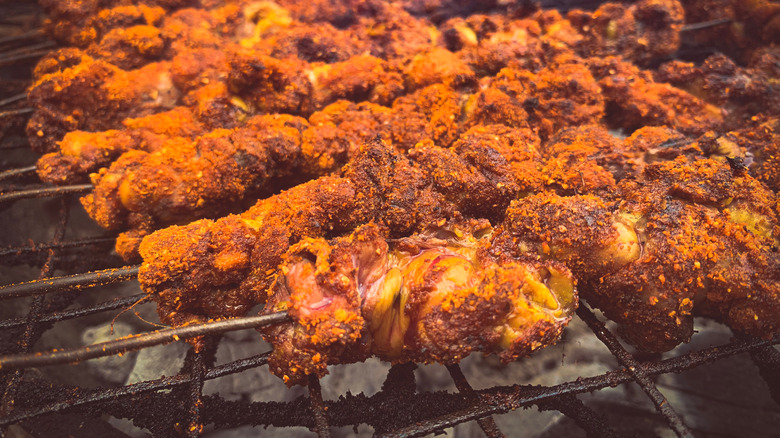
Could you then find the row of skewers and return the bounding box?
[13,0,780,385]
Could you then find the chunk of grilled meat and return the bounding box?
[262,222,576,385]
[493,158,780,351]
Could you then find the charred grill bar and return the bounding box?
[576,305,692,437]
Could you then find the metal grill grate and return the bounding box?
[1,183,779,437]
[1,2,780,437]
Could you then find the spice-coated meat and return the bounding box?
[567,0,685,66]
[492,158,780,351]
[36,106,205,184]
[138,140,455,328]
[28,0,780,380]
[586,56,724,135]
[83,102,394,259]
[139,140,780,356]
[140,135,579,328]
[655,50,780,130]
[32,0,753,259]
[262,222,576,385]
[27,52,180,153]
[681,0,780,64]
[28,1,445,153]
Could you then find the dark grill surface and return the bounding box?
[1,1,780,437]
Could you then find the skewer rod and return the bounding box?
[0,311,291,370]
[0,184,92,203]
[0,265,140,299]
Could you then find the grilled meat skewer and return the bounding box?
[263,221,577,385]
[139,139,780,356]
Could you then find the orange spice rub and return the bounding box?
[138,140,454,328]
[262,222,576,385]
[33,0,756,256]
[138,138,780,356]
[493,158,780,351]
[28,0,780,375]
[26,52,180,153]
[137,133,560,327]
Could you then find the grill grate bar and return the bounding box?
[125,329,780,436]
[446,364,505,438]
[0,236,116,258]
[1,197,69,416]
[537,394,619,438]
[1,351,272,426]
[0,265,140,299]
[749,345,780,405]
[0,293,147,330]
[308,375,332,438]
[0,184,92,204]
[0,165,36,182]
[576,305,693,438]
[1,330,776,432]
[0,311,291,370]
[187,354,205,437]
[185,338,218,437]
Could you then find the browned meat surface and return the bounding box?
[27,0,780,386]
[493,158,780,351]
[263,222,576,385]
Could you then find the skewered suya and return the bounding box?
[138,138,580,384]
[30,0,751,254]
[262,221,576,385]
[138,139,462,328]
[24,0,780,385]
[680,0,780,64]
[655,50,780,131]
[27,48,404,154]
[27,51,181,154]
[493,157,780,351]
[139,140,780,370]
[40,52,736,262]
[81,101,393,259]
[28,1,441,153]
[36,106,205,184]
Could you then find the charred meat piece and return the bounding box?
[262,222,576,385]
[139,140,780,354]
[587,56,724,135]
[138,140,454,327]
[655,49,780,129]
[82,102,395,260]
[27,53,180,153]
[138,133,551,326]
[36,106,204,184]
[568,0,685,66]
[494,158,780,351]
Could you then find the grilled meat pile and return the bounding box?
[27,0,780,384]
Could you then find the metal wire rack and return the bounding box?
[1,1,779,437]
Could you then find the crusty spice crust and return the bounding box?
[262,222,576,385]
[29,0,780,380]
